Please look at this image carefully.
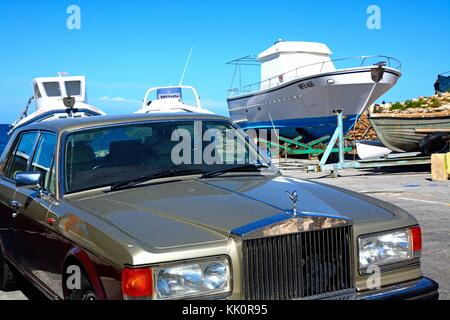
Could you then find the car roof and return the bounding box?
[18,113,231,134]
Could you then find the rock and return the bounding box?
[372,93,450,114]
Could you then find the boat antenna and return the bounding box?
[57,72,69,77]
[179,47,194,86]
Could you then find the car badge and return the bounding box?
[286,190,299,217]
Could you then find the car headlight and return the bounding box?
[153,257,231,300]
[358,226,422,272]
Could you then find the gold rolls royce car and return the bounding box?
[0,113,439,300]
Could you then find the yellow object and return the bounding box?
[431,154,448,182]
[447,153,450,176]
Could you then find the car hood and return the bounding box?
[69,175,398,250]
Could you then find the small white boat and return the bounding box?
[9,75,105,135]
[227,40,402,140]
[356,140,392,160]
[135,85,214,114]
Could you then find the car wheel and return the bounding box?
[68,273,98,300]
[0,247,17,292]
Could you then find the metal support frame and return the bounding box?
[318,110,346,168]
[256,132,352,157]
[307,111,432,176]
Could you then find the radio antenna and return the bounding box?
[179,47,194,86]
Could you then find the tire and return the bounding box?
[68,272,98,300]
[0,247,18,292]
[419,132,450,156]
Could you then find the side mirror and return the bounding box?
[15,171,42,190]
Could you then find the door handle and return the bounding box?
[10,200,21,210]
[10,200,21,218]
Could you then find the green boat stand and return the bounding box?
[254,115,352,159]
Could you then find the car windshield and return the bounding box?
[64,120,275,194]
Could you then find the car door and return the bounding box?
[0,131,39,262]
[12,131,57,285]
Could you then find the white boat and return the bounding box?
[356,140,392,160]
[226,40,402,140]
[9,75,105,135]
[135,85,214,114]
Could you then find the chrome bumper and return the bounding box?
[356,277,439,300]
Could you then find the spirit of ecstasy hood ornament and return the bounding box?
[286,191,299,217]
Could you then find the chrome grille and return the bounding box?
[242,226,354,300]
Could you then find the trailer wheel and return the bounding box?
[419,132,450,156]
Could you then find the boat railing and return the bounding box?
[227,55,401,97]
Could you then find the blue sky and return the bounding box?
[0,0,449,123]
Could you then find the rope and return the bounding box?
[18,96,34,121]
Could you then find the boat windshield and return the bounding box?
[64,120,275,194]
[145,87,199,108]
[43,82,62,97]
[65,81,82,96]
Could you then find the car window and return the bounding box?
[64,120,272,194]
[6,132,39,179]
[31,133,57,190]
[47,161,57,195]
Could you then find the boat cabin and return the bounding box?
[32,76,87,110]
[136,85,214,114]
[257,41,336,89]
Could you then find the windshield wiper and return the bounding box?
[202,163,271,179]
[110,169,203,192]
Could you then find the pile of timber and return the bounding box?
[348,112,377,141]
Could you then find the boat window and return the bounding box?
[180,88,198,107]
[43,82,61,97]
[31,133,57,190]
[34,83,42,98]
[65,81,82,96]
[6,132,39,179]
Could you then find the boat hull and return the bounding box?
[227,67,401,140]
[369,112,450,152]
[356,140,392,160]
[9,102,105,135]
